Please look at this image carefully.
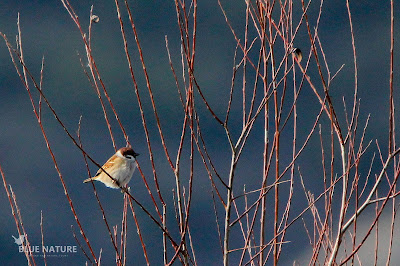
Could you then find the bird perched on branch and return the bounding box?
[83,147,139,191]
[291,47,302,62]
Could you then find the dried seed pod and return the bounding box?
[90,15,99,23]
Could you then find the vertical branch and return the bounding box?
[389,0,395,154]
[259,3,269,264]
[9,186,37,266]
[128,198,150,265]
[172,1,199,264]
[242,2,250,128]
[120,194,128,266]
[163,205,168,265]
[327,138,347,265]
[374,188,379,265]
[344,0,359,141]
[183,188,198,265]
[114,0,164,217]
[266,2,281,264]
[387,1,396,265]
[223,149,237,266]
[277,0,297,260]
[40,211,47,266]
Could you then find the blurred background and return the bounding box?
[1,0,399,265]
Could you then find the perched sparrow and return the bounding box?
[291,47,302,62]
[83,147,139,190]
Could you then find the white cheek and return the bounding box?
[125,155,135,161]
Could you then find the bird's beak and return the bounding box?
[134,152,140,157]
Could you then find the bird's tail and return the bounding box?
[83,177,93,183]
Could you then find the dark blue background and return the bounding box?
[1,0,399,265]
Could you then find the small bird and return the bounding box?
[291,47,302,62]
[83,147,139,190]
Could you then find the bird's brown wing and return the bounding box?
[94,153,118,177]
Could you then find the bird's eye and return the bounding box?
[125,155,133,160]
